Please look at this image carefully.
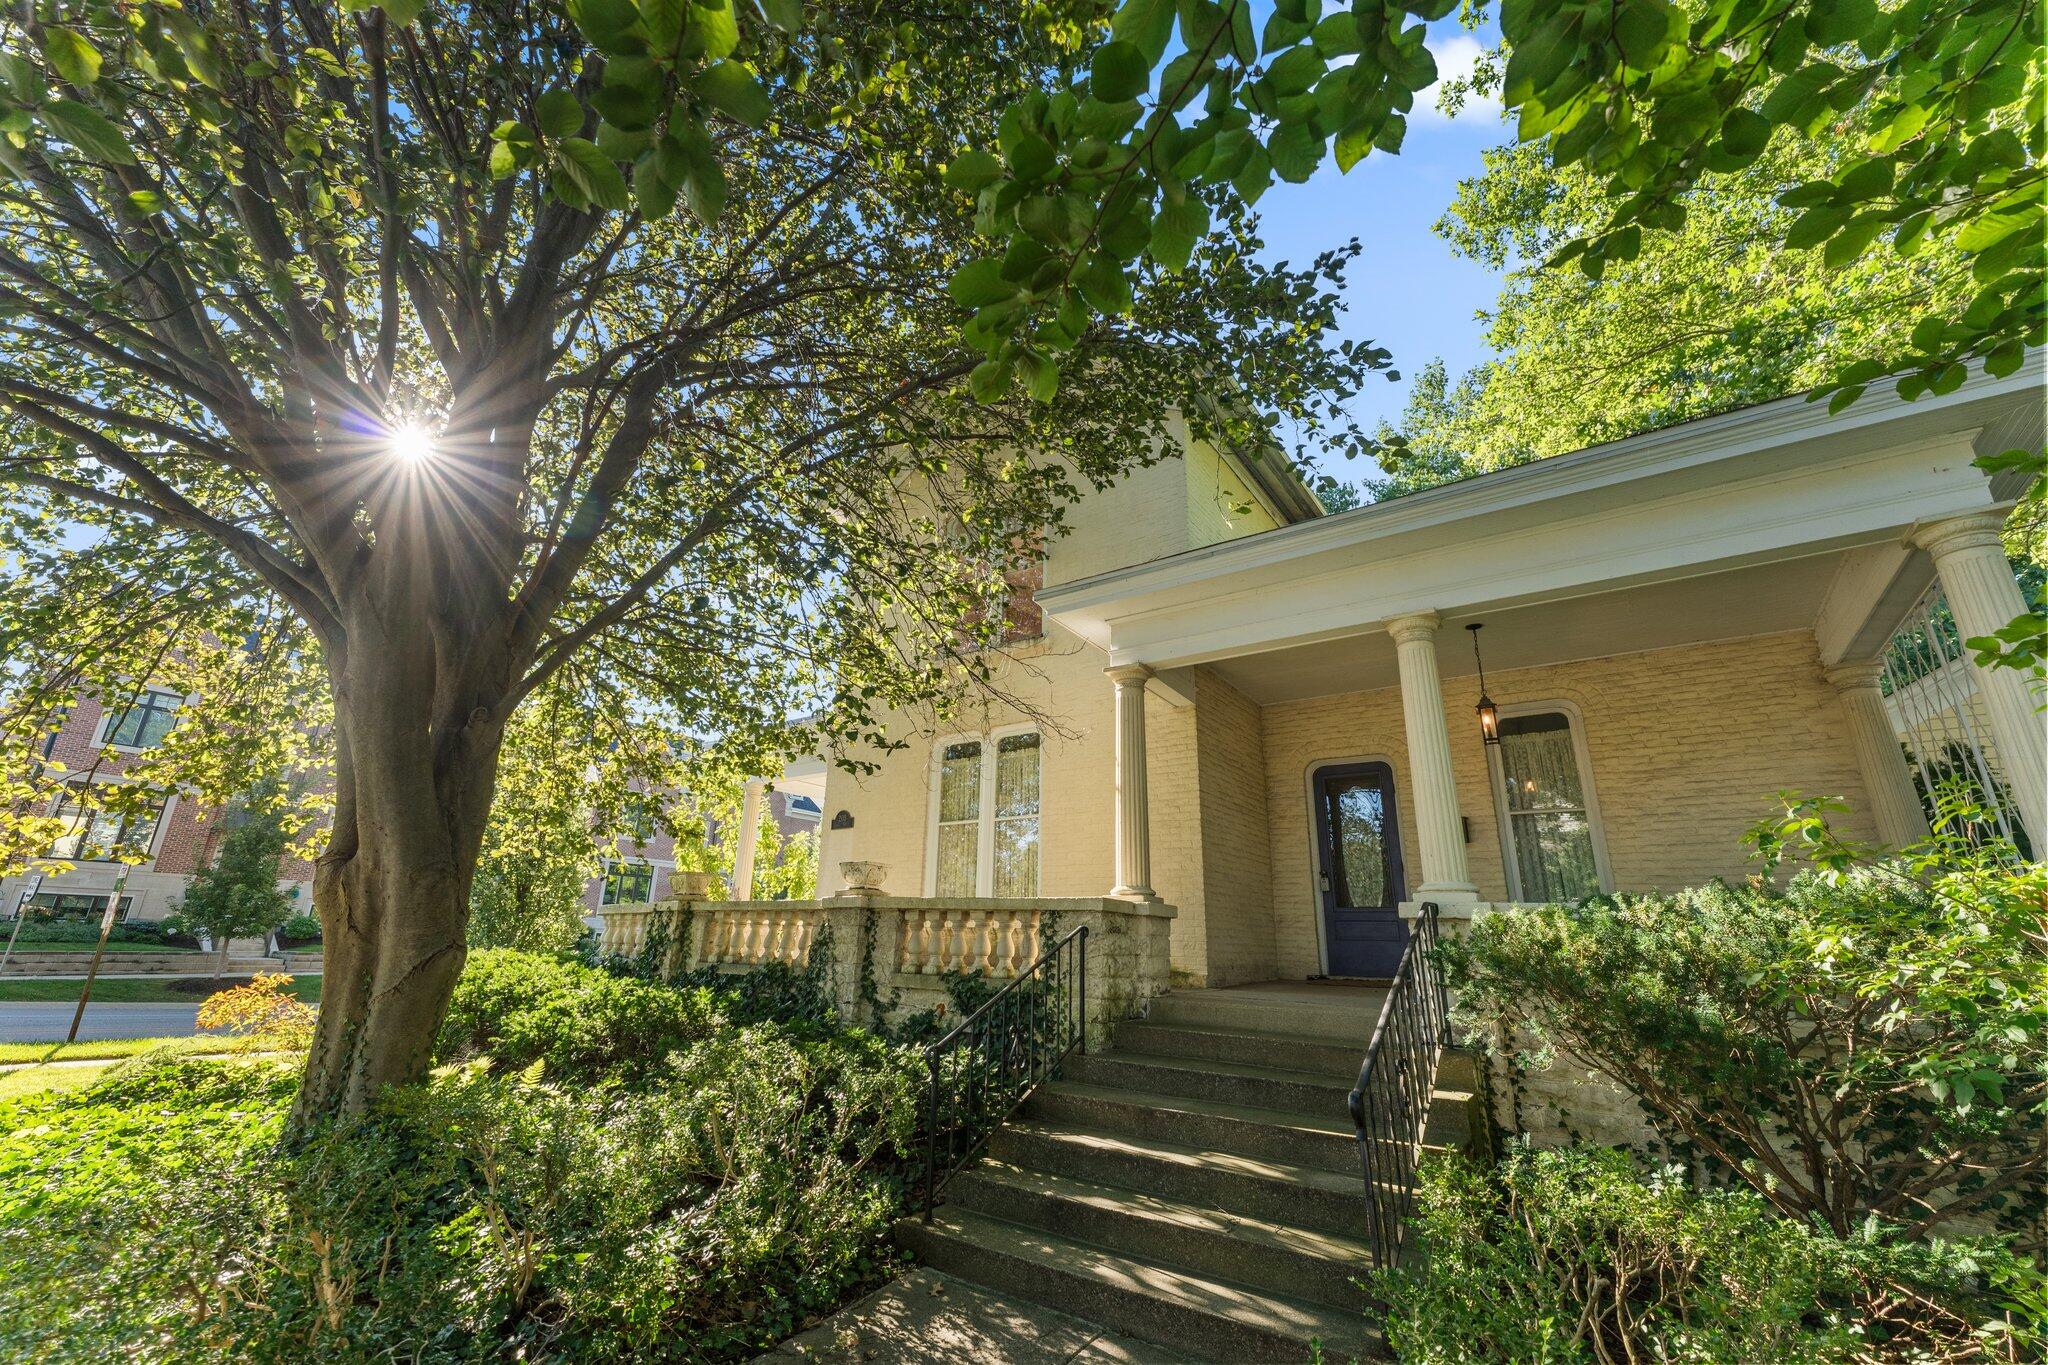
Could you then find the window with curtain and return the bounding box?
[1494,712,1603,902]
[935,740,982,897]
[992,732,1041,897]
[48,784,167,861]
[932,732,1041,897]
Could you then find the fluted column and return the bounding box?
[1387,612,1479,903]
[1107,663,1157,900]
[731,779,764,900]
[1914,513,2046,847]
[1825,660,1931,848]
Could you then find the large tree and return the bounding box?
[0,0,1377,1121]
[1370,127,1972,493]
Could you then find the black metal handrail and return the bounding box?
[1345,903,1448,1266]
[916,924,1087,1220]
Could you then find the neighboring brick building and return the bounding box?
[0,688,317,925]
[580,787,823,918]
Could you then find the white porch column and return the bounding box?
[731,779,765,900]
[1913,513,2046,846]
[1107,663,1157,900]
[1824,660,1931,848]
[1387,612,1479,903]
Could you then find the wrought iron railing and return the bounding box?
[1346,903,1447,1266]
[916,924,1087,1220]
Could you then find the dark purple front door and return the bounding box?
[1312,762,1407,979]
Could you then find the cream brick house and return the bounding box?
[785,360,2043,988]
[598,360,2044,1360]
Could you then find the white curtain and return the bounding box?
[1499,719,1599,902]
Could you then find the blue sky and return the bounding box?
[1245,13,1510,471]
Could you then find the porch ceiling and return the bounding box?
[1193,550,1849,705]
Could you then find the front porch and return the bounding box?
[1035,365,2043,988]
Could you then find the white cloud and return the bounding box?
[1414,34,1502,125]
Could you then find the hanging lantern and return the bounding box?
[1468,623,1501,746]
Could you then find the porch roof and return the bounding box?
[1038,359,2043,704]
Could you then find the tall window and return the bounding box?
[1492,711,1605,903]
[601,859,656,905]
[931,730,1041,897]
[103,689,181,749]
[48,783,167,862]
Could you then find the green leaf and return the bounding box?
[1004,131,1056,182]
[1149,194,1208,272]
[490,138,521,178]
[761,0,802,32]
[568,0,646,54]
[683,156,726,222]
[640,0,687,52]
[1719,108,1770,159]
[947,259,1018,309]
[1264,46,1324,98]
[43,28,102,87]
[633,149,678,218]
[1090,40,1149,102]
[1267,121,1321,182]
[1230,141,1272,204]
[1111,0,1176,64]
[1310,13,1360,57]
[943,149,1005,193]
[1613,0,1675,70]
[537,89,585,138]
[1077,251,1133,315]
[40,99,134,164]
[381,0,428,26]
[968,356,1014,403]
[1018,351,1059,403]
[1784,203,1848,251]
[694,61,770,127]
[555,136,632,211]
[685,1,740,60]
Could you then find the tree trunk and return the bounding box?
[289,591,514,1127]
[214,935,231,981]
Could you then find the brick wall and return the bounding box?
[1192,670,1277,985]
[1261,630,1880,978]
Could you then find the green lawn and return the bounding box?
[0,1036,265,1065]
[0,1059,120,1101]
[4,941,198,954]
[0,975,322,1004]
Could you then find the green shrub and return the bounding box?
[1445,858,2047,1238]
[438,948,725,1080]
[277,913,322,942]
[0,1016,922,1360]
[1381,1146,2041,1364]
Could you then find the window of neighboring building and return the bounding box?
[601,859,656,905]
[48,784,168,862]
[929,729,1041,898]
[1490,709,1607,903]
[101,689,181,749]
[26,892,133,922]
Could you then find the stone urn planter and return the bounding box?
[838,861,888,894]
[670,870,722,900]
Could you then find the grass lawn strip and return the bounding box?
[0,975,322,1004]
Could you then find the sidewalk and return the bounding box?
[757,1269,1185,1364]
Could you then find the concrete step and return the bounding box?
[1145,987,1386,1042]
[1436,1047,1480,1092]
[986,1121,1371,1238]
[896,1208,1372,1362]
[1111,1019,1363,1081]
[1027,1080,1359,1176]
[1066,1052,1354,1122]
[946,1160,1377,1312]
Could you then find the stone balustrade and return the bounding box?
[599,893,1176,1043]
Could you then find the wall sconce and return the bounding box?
[1468,623,1501,746]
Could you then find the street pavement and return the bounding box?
[0,1001,211,1042]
